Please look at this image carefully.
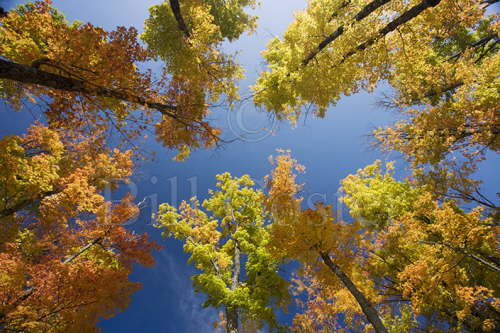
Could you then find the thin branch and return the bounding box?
[63,237,103,264]
[419,240,500,272]
[448,34,499,61]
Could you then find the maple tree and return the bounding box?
[0,125,159,332]
[264,152,499,332]
[155,173,290,333]
[340,161,499,332]
[252,0,499,205]
[265,151,390,333]
[141,0,258,103]
[0,0,228,159]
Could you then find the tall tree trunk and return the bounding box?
[0,58,177,113]
[0,58,221,143]
[320,252,388,333]
[225,306,239,333]
[225,240,240,333]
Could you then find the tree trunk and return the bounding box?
[0,58,177,113]
[225,306,239,333]
[0,58,221,144]
[225,240,241,333]
[320,252,388,333]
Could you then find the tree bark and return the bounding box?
[483,0,500,6]
[225,240,240,333]
[341,0,442,64]
[302,0,391,66]
[320,252,389,333]
[225,306,239,333]
[169,0,191,38]
[0,191,56,219]
[0,58,222,144]
[0,58,178,114]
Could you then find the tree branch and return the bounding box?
[0,58,178,115]
[0,191,55,219]
[169,0,191,38]
[448,34,499,61]
[302,0,390,66]
[340,0,442,64]
[482,0,500,6]
[419,240,500,272]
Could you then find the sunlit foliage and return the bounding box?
[156,173,289,332]
[0,125,159,332]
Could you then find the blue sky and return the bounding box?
[1,0,498,332]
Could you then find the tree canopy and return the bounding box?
[156,173,290,332]
[0,0,498,332]
[0,125,159,332]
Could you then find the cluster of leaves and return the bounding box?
[142,0,258,103]
[0,125,159,332]
[340,160,424,230]
[0,0,226,158]
[155,173,290,332]
[253,0,498,204]
[264,151,499,332]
